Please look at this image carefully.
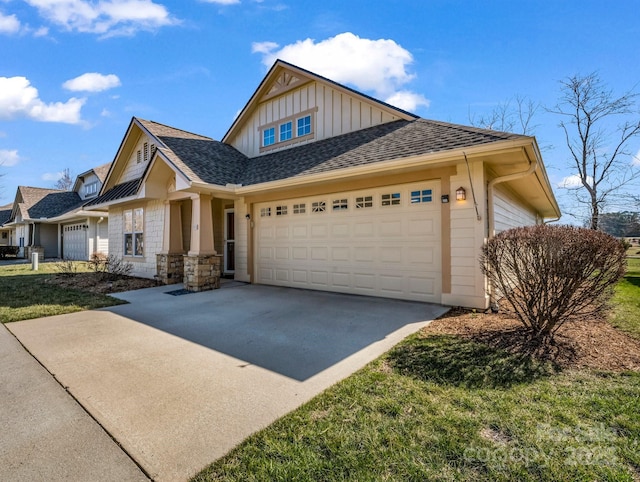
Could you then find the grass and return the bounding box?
[611,258,640,339]
[0,262,125,323]
[193,259,640,482]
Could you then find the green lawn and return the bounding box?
[0,262,125,323]
[611,258,640,339]
[193,261,640,482]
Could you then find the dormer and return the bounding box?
[73,162,111,201]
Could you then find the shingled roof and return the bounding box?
[0,204,11,226]
[92,162,112,183]
[239,119,524,185]
[133,117,524,188]
[138,119,248,185]
[15,186,83,220]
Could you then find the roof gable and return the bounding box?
[12,186,83,220]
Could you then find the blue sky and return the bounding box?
[1,0,639,221]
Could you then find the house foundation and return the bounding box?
[24,246,44,262]
[156,254,185,285]
[183,254,222,292]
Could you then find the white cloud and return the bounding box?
[558,175,593,188]
[632,150,640,167]
[24,0,178,37]
[42,171,64,181]
[0,76,85,124]
[385,90,430,112]
[253,32,428,107]
[0,149,20,167]
[0,12,21,34]
[63,72,121,92]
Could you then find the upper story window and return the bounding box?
[297,115,311,136]
[263,127,275,147]
[279,122,292,142]
[259,108,317,152]
[84,181,99,197]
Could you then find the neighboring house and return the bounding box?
[86,60,560,308]
[0,203,12,246]
[2,163,110,260]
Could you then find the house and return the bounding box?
[86,60,560,308]
[0,203,12,247]
[2,163,110,260]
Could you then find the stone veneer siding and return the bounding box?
[156,254,184,284]
[183,254,222,292]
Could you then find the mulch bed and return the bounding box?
[45,272,158,294]
[424,308,640,372]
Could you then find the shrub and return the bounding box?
[480,225,626,342]
[88,252,109,274]
[87,253,133,280]
[55,259,79,276]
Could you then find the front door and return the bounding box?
[224,209,235,273]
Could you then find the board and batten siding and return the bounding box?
[119,134,152,183]
[108,200,164,279]
[493,186,538,234]
[229,81,403,158]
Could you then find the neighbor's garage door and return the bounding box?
[63,223,87,260]
[255,181,442,302]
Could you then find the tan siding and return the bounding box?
[120,134,152,183]
[229,80,403,157]
[493,186,537,234]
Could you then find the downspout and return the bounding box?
[487,147,538,239]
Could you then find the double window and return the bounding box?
[124,208,144,257]
[261,113,314,148]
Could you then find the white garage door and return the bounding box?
[255,181,442,302]
[63,223,87,260]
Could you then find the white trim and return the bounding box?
[224,208,235,274]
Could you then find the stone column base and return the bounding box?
[183,254,222,292]
[25,246,44,262]
[156,254,185,285]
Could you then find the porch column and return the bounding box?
[156,201,185,285]
[184,194,222,292]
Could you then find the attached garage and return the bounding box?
[254,181,442,303]
[62,223,88,260]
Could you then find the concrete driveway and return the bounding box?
[7,283,447,481]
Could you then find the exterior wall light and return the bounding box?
[456,187,466,201]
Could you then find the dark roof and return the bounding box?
[17,186,83,219]
[138,119,248,185]
[133,117,524,189]
[84,178,142,207]
[0,205,11,226]
[238,119,524,185]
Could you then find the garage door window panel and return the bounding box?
[356,196,373,208]
[293,203,306,214]
[381,193,401,206]
[276,205,288,216]
[332,199,348,211]
[312,201,326,213]
[411,189,433,204]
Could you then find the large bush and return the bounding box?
[480,225,626,342]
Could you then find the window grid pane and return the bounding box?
[382,193,401,206]
[260,207,271,217]
[311,201,326,213]
[411,189,433,203]
[263,127,275,146]
[332,199,348,211]
[297,115,311,136]
[356,196,373,208]
[293,203,306,214]
[280,122,292,142]
[276,205,288,216]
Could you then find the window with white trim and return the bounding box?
[293,203,306,214]
[279,121,292,142]
[263,127,275,147]
[311,201,326,213]
[276,205,288,216]
[381,193,401,206]
[355,195,373,208]
[411,189,433,203]
[84,181,99,197]
[124,208,144,257]
[332,199,348,211]
[297,115,311,136]
[260,207,271,217]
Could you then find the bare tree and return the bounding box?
[469,95,541,135]
[54,168,74,191]
[550,72,640,230]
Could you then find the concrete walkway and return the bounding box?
[0,325,148,481]
[7,284,447,481]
